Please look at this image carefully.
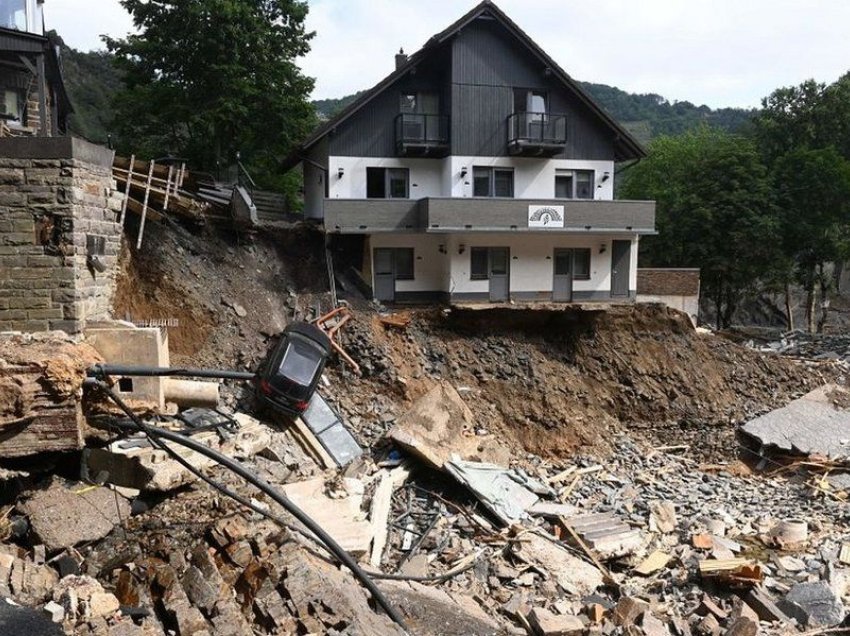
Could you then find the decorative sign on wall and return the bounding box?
[527,205,565,228]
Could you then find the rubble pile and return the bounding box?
[330,305,841,461]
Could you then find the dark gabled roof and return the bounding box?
[284,0,646,169]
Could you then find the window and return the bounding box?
[576,171,594,199]
[0,89,23,121]
[472,167,514,198]
[554,169,595,199]
[514,89,547,114]
[393,248,414,280]
[470,247,489,280]
[278,338,323,386]
[0,0,26,31]
[573,249,591,280]
[400,91,439,114]
[366,167,409,199]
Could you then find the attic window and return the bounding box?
[0,0,26,31]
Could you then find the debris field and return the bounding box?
[1,222,850,636]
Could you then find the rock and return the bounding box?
[0,598,63,636]
[18,480,130,550]
[779,581,845,627]
[89,592,120,619]
[527,607,584,636]
[642,612,671,636]
[232,303,247,318]
[649,501,678,533]
[613,597,649,627]
[400,554,429,578]
[724,617,758,636]
[695,614,721,636]
[42,600,65,623]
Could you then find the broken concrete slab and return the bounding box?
[563,512,643,559]
[741,385,850,460]
[386,382,510,471]
[17,479,130,550]
[281,477,372,557]
[512,532,604,597]
[779,580,845,628]
[84,412,271,492]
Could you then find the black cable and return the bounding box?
[87,380,409,631]
[87,364,256,382]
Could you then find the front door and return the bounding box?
[373,248,395,302]
[553,248,573,302]
[488,247,510,302]
[611,240,632,298]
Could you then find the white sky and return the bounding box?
[45,0,850,109]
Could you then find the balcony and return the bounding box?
[323,197,656,235]
[507,112,567,156]
[395,113,450,157]
[324,199,423,233]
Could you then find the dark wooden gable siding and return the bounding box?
[450,17,614,159]
[328,46,451,157]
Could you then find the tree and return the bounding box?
[619,128,778,328]
[772,147,850,332]
[106,0,316,196]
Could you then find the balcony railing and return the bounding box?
[395,113,449,157]
[507,112,567,156]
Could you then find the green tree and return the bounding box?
[106,0,316,196]
[772,147,850,332]
[620,128,778,328]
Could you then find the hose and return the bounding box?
[87,379,409,631]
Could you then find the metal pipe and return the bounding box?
[88,364,256,382]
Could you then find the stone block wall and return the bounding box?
[0,137,123,333]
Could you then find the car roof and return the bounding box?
[285,322,332,355]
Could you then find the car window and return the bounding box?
[277,338,321,386]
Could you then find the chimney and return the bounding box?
[395,48,408,70]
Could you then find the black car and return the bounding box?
[256,322,332,417]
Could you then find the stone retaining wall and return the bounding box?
[0,137,123,333]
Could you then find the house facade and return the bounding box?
[284,0,656,304]
[0,0,72,137]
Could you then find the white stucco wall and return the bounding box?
[367,232,638,297]
[328,157,447,199]
[368,233,448,293]
[446,157,616,200]
[324,156,616,202]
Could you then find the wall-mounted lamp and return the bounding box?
[458,244,466,255]
[337,167,344,179]
[600,244,607,254]
[438,244,447,254]
[601,171,611,183]
[460,167,468,179]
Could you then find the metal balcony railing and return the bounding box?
[395,113,449,151]
[507,112,567,151]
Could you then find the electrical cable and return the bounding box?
[87,379,409,631]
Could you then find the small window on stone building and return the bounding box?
[118,377,134,393]
[1,88,23,121]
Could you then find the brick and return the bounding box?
[0,170,25,185]
[27,308,63,320]
[0,192,26,206]
[27,255,62,268]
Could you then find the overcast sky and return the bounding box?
[45,0,850,109]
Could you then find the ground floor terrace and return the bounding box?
[358,232,640,304]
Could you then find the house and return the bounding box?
[283,0,655,304]
[0,0,72,137]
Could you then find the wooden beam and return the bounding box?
[119,154,135,226]
[136,160,156,249]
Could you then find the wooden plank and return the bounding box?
[136,160,156,250]
[288,417,334,469]
[369,464,411,567]
[119,154,135,226]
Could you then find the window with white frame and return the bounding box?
[555,169,595,199]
